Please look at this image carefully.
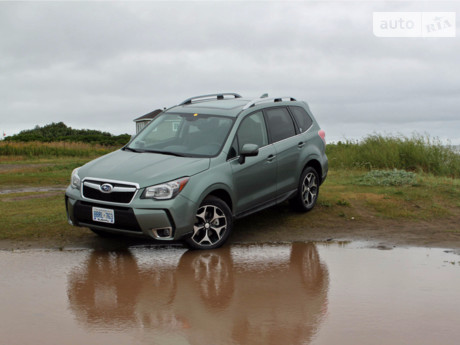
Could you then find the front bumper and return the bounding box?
[65,186,197,241]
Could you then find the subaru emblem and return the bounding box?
[100,183,114,193]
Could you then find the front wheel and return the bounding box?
[290,167,320,212]
[185,196,233,250]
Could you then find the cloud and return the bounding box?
[1,1,459,144]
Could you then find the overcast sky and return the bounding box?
[1,1,459,144]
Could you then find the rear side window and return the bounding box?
[290,106,313,133]
[264,107,296,143]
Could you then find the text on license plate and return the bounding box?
[92,207,115,224]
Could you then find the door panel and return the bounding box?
[230,145,277,213]
[273,137,299,196]
[264,107,300,197]
[229,111,277,214]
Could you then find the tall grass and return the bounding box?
[2,135,459,178]
[0,141,118,157]
[327,134,460,178]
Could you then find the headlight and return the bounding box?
[71,168,81,189]
[142,177,190,200]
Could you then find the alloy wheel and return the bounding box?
[302,172,318,208]
[191,204,228,247]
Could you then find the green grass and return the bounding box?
[0,192,74,240]
[0,137,459,242]
[0,143,119,187]
[0,157,97,187]
[327,134,460,178]
[317,169,460,220]
[356,169,418,186]
[0,141,118,157]
[1,168,458,241]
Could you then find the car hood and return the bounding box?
[79,150,210,188]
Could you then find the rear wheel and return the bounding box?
[185,196,233,250]
[290,167,320,212]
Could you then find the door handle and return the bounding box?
[298,142,305,148]
[267,154,276,162]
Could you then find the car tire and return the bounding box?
[185,196,233,250]
[290,167,320,212]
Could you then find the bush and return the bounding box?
[4,122,131,146]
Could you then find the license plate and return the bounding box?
[92,207,115,224]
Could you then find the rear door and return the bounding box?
[263,107,300,198]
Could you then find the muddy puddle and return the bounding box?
[1,242,460,345]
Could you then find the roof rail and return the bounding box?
[179,93,242,106]
[242,96,297,110]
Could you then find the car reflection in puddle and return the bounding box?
[67,243,329,344]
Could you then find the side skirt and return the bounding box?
[234,189,297,220]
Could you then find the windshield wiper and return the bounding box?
[123,147,144,153]
[143,150,187,157]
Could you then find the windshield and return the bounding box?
[127,113,234,157]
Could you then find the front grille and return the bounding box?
[82,179,137,204]
[74,201,142,232]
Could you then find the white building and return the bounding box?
[133,109,162,134]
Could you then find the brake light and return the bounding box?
[318,129,326,144]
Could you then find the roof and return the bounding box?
[133,109,162,122]
[170,99,252,117]
[137,94,305,119]
[167,96,303,118]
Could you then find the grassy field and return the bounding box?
[327,134,460,178]
[0,141,115,157]
[0,138,459,244]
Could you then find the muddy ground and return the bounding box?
[1,214,459,251]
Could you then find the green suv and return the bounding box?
[65,93,328,249]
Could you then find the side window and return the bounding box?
[237,112,268,151]
[264,107,296,143]
[290,106,313,133]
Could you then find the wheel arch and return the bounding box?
[303,159,323,184]
[198,185,234,214]
[206,189,233,212]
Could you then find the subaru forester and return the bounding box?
[65,93,328,249]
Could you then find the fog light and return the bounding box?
[158,228,170,237]
[152,227,173,240]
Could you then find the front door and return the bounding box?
[230,111,277,214]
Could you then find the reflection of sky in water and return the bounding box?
[0,243,460,345]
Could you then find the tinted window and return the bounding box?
[237,112,268,151]
[290,106,313,133]
[265,107,296,143]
